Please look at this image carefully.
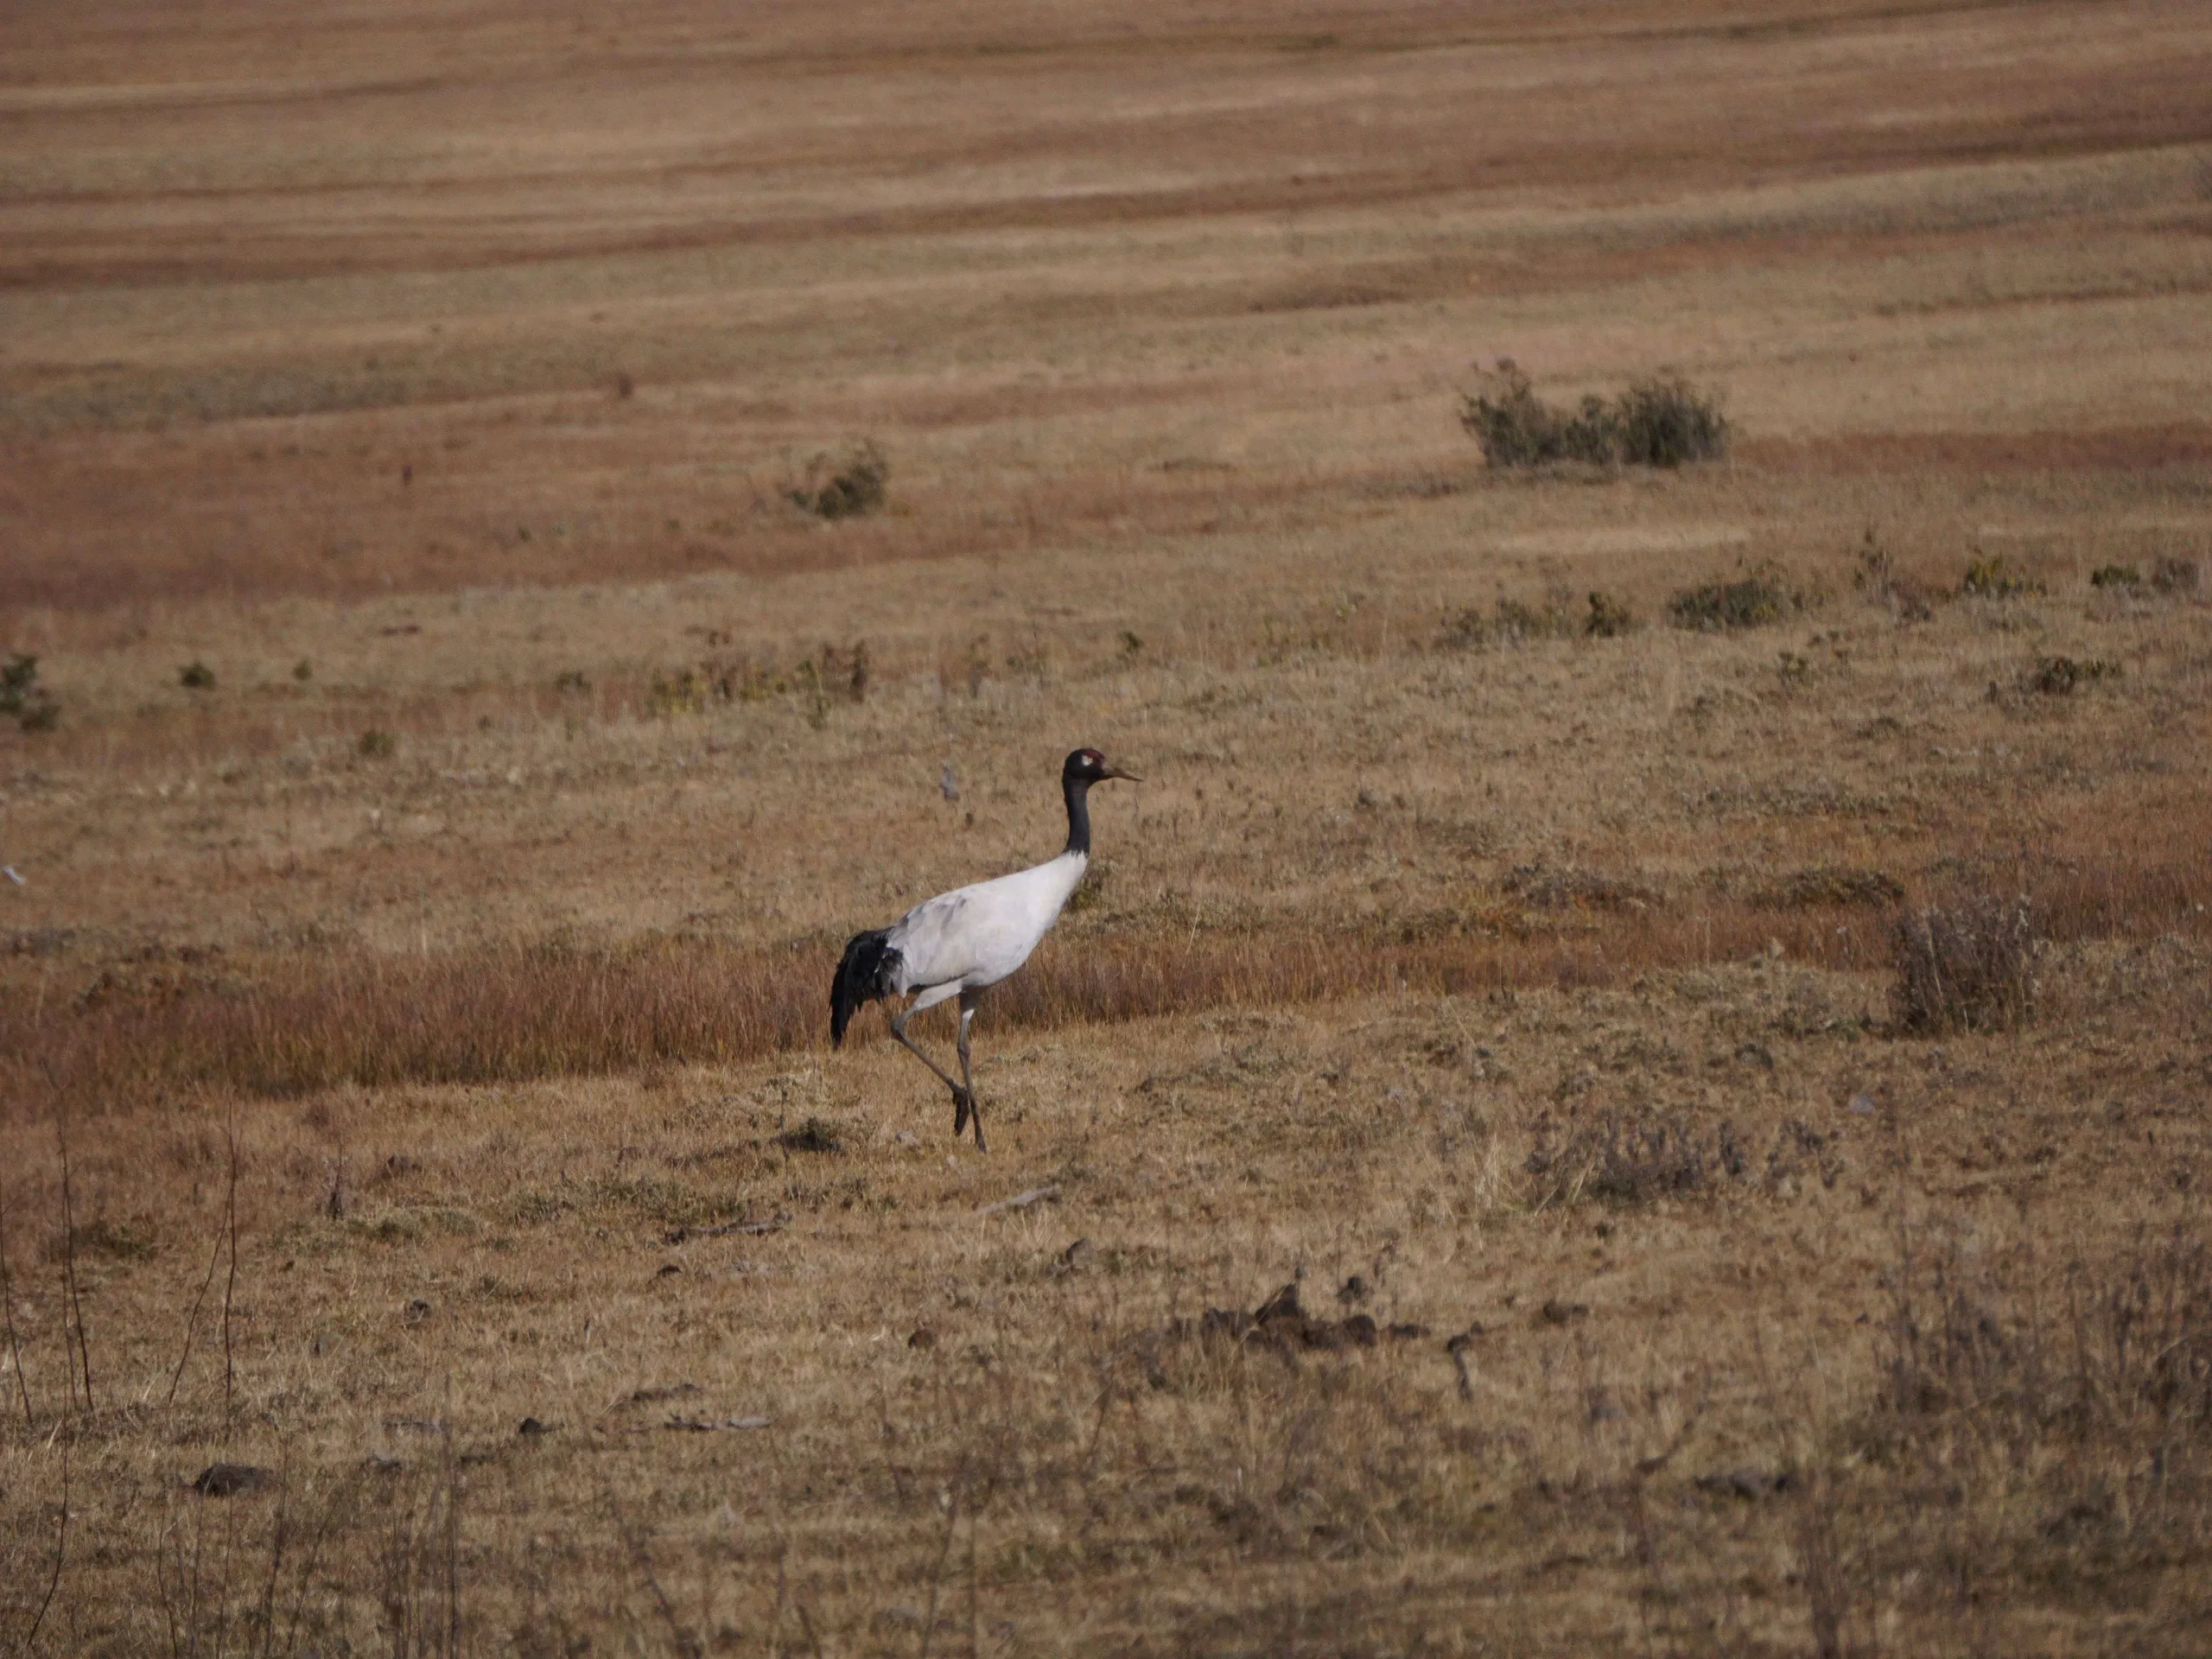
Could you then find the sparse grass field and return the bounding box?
[3,0,2212,1652]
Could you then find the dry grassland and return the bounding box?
[4,0,2212,1652]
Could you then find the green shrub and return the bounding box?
[2089,563,2140,588]
[1669,563,1794,632]
[180,660,216,690]
[2152,556,2199,595]
[358,728,397,759]
[1612,375,1730,467]
[650,668,709,717]
[785,440,888,520]
[1961,553,2042,598]
[1583,591,1634,638]
[1457,361,1562,468]
[2027,656,2120,696]
[2,653,58,732]
[1459,360,1728,469]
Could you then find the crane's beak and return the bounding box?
[1101,761,1143,784]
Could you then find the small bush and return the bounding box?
[358,728,398,759]
[1890,893,2041,1034]
[1853,527,1932,620]
[554,669,590,694]
[1529,1111,1724,1206]
[1961,553,2042,599]
[1459,360,1727,469]
[2151,556,2199,595]
[1612,374,1731,467]
[650,668,709,717]
[775,1117,845,1154]
[1754,866,1904,910]
[2,653,58,732]
[1583,591,1634,638]
[1458,361,1566,468]
[1440,592,1588,649]
[817,640,869,702]
[180,660,216,690]
[1669,563,1794,632]
[2089,563,2140,588]
[2027,656,2120,696]
[785,440,888,520]
[292,657,314,681]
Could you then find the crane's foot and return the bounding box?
[950,1086,986,1152]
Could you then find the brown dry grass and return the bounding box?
[4,0,2212,1651]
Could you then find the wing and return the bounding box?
[885,885,991,989]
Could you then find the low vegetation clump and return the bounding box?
[2151,555,2200,594]
[2090,563,2140,588]
[1890,893,2042,1033]
[1853,528,1934,620]
[1582,590,1634,637]
[1752,865,1905,909]
[357,728,397,759]
[1524,1109,1843,1208]
[1668,562,1797,631]
[1459,360,1728,469]
[1440,591,1633,648]
[649,666,709,717]
[785,439,889,519]
[2028,655,2121,696]
[1,653,58,732]
[1961,553,2043,599]
[179,659,216,690]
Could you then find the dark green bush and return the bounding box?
[1613,375,1731,467]
[2152,556,2199,595]
[180,660,216,690]
[2027,656,2120,696]
[1669,563,1794,632]
[1459,360,1728,469]
[2,653,58,732]
[1961,554,2042,598]
[1584,591,1634,637]
[785,440,888,520]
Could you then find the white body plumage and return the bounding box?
[884,849,1087,1015]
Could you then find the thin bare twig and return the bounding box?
[917,1482,962,1659]
[254,1445,293,1659]
[442,1394,461,1658]
[221,1127,241,1427]
[767,1542,789,1659]
[0,1187,33,1427]
[25,1436,69,1649]
[54,1092,93,1414]
[165,1201,227,1410]
[607,1479,702,1658]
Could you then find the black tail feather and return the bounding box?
[830,929,899,1047]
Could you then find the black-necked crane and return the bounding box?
[830,747,1141,1149]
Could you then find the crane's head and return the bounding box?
[1064,747,1142,786]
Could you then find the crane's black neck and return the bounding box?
[1063,773,1093,859]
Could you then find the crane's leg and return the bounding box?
[887,992,976,1140]
[956,992,985,1151]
